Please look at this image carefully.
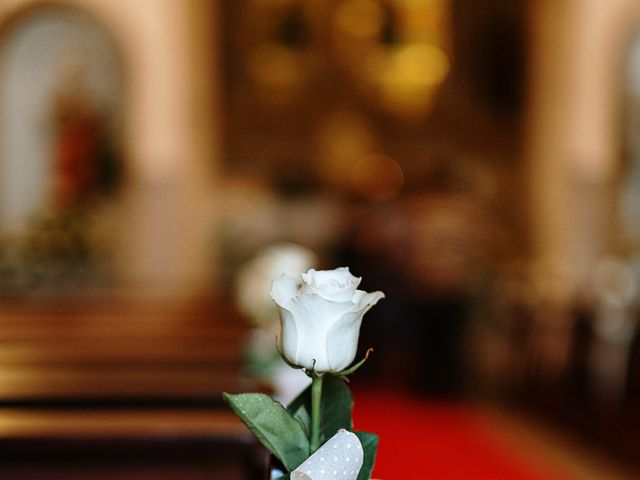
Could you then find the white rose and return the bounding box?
[270,267,384,373]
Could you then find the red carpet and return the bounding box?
[353,390,572,480]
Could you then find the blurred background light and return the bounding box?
[350,154,404,201]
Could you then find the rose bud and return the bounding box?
[270,267,384,374]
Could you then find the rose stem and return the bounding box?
[310,374,324,454]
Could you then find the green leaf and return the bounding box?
[287,374,353,443]
[354,431,379,480]
[320,376,353,441]
[291,402,310,436]
[223,392,309,472]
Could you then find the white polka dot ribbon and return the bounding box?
[292,429,363,480]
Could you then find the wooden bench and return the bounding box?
[0,298,268,479]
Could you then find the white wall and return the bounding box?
[0,8,123,232]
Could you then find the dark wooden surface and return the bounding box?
[0,408,267,479]
[0,298,255,403]
[0,297,267,479]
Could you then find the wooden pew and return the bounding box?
[0,298,267,479]
[0,299,254,403]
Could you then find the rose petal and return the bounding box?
[324,292,382,372]
[350,291,385,312]
[324,310,363,372]
[301,267,361,302]
[287,294,356,372]
[270,274,300,309]
[350,290,366,304]
[278,307,300,367]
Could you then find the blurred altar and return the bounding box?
[0,0,640,478]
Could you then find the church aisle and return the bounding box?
[352,389,639,480]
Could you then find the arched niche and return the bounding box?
[0,0,220,299]
[0,3,125,291]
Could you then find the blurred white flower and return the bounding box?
[235,243,317,327]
